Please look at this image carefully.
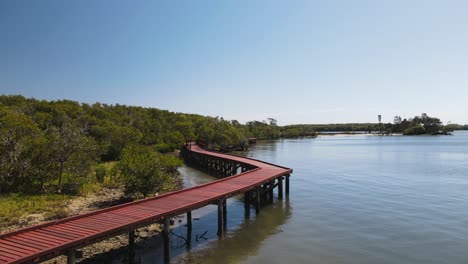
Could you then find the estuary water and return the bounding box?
[139,131,468,264]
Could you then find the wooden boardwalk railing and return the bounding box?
[0,144,292,264]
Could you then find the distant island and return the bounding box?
[285,113,454,136]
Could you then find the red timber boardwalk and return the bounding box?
[0,144,292,264]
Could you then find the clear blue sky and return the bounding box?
[1,0,467,125]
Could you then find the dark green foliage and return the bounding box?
[0,98,99,194]
[395,114,447,135]
[0,95,251,156]
[0,95,251,194]
[154,143,177,153]
[196,117,249,150]
[94,165,107,183]
[246,119,280,139]
[408,114,442,135]
[158,154,183,174]
[403,124,426,135]
[117,145,173,198]
[280,125,317,138]
[46,119,98,189]
[0,106,41,193]
[282,123,379,133]
[445,124,468,131]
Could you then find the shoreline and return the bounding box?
[317,132,403,137]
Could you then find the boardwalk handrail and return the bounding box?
[0,144,292,264]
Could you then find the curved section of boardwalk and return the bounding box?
[0,144,292,264]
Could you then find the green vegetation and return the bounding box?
[282,123,380,133]
[117,145,182,198]
[0,95,252,196]
[245,118,318,139]
[278,114,453,136]
[0,194,71,227]
[445,124,468,131]
[392,114,451,135]
[245,118,281,139]
[0,95,273,201]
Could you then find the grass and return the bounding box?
[66,161,121,195]
[0,193,73,227]
[95,161,122,189]
[0,161,143,230]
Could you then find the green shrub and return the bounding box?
[403,124,426,135]
[117,145,172,198]
[95,165,107,183]
[154,143,175,153]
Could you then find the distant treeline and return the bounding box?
[282,123,380,133]
[445,124,468,130]
[287,114,454,136]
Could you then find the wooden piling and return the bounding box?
[217,200,224,236]
[286,174,290,195]
[278,176,283,199]
[187,211,192,249]
[223,199,227,230]
[255,187,261,213]
[67,249,76,264]
[244,191,250,218]
[128,229,135,264]
[269,181,274,203]
[163,217,170,264]
[261,184,268,204]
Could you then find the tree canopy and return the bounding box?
[0,95,253,194]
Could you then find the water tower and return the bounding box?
[378,115,382,135]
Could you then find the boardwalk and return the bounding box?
[0,144,292,264]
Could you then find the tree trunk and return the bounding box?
[58,160,64,188]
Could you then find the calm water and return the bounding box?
[136,131,468,264]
